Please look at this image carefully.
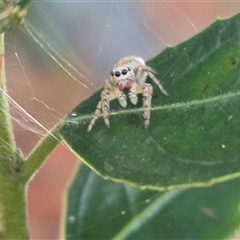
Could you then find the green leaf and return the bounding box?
[0,0,32,34]
[60,13,240,190]
[64,164,240,239]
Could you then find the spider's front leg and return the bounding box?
[87,86,111,132]
[142,83,153,129]
[87,100,101,132]
[101,89,111,128]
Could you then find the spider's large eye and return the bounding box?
[115,71,121,77]
[121,69,128,75]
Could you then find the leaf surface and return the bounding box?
[60,13,240,190]
[64,164,240,239]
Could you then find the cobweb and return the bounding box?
[4,1,240,239]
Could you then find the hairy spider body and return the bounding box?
[87,56,168,132]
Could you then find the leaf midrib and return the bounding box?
[112,190,182,239]
[67,90,240,123]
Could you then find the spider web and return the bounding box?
[4,1,240,239]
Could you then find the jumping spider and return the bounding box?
[87,56,168,132]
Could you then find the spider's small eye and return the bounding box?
[110,71,114,76]
[121,69,128,75]
[115,71,121,77]
[127,67,131,71]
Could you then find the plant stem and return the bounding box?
[21,124,62,182]
[0,0,57,238]
[0,32,29,238]
[0,27,62,240]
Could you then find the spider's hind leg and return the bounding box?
[147,70,168,96]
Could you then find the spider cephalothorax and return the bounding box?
[87,56,168,132]
[111,67,134,92]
